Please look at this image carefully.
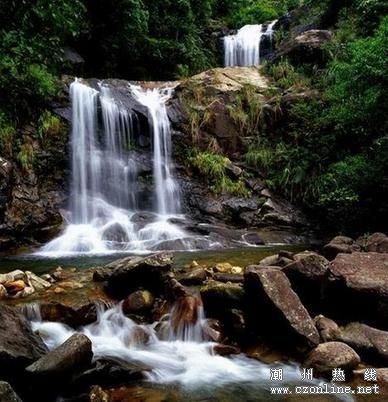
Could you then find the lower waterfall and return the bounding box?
[38,80,188,256]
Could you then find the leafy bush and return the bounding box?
[190,151,250,196]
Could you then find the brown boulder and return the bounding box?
[180,268,207,286]
[102,253,173,298]
[213,344,240,356]
[326,252,388,327]
[244,267,320,350]
[314,315,341,342]
[304,342,360,375]
[283,251,330,313]
[323,236,360,260]
[0,305,47,374]
[365,233,388,253]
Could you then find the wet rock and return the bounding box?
[283,251,330,313]
[0,284,7,298]
[365,233,388,253]
[214,262,242,274]
[304,342,360,375]
[326,252,388,327]
[353,368,388,393]
[0,382,22,402]
[314,315,341,342]
[273,30,333,66]
[72,358,145,389]
[25,271,52,291]
[326,322,388,364]
[26,334,93,378]
[201,281,245,318]
[243,232,264,245]
[213,344,240,356]
[213,273,244,284]
[122,290,155,314]
[259,253,293,267]
[0,305,47,374]
[180,268,207,286]
[322,236,360,260]
[102,253,173,298]
[203,319,222,342]
[40,301,97,327]
[0,270,25,284]
[244,267,320,350]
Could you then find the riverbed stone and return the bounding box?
[122,290,155,314]
[365,232,388,253]
[244,267,320,350]
[0,305,47,375]
[26,333,93,378]
[201,281,245,318]
[180,268,207,286]
[325,322,388,364]
[100,253,173,298]
[322,236,360,260]
[40,301,97,327]
[0,382,22,402]
[283,251,330,313]
[326,252,388,327]
[304,342,360,375]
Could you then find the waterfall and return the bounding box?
[131,86,180,215]
[223,20,278,67]
[38,79,187,256]
[28,302,332,394]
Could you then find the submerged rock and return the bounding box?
[0,382,22,402]
[304,342,360,375]
[0,305,47,374]
[244,267,320,350]
[180,268,207,286]
[26,333,93,378]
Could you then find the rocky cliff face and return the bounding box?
[0,66,318,252]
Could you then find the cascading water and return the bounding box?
[223,20,278,67]
[28,301,340,396]
[131,86,180,216]
[38,80,187,256]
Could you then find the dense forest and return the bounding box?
[0,0,387,235]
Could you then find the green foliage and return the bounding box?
[17,143,35,171]
[218,0,301,27]
[0,113,16,155]
[328,16,388,132]
[190,151,250,196]
[265,60,311,89]
[226,85,265,136]
[38,111,64,141]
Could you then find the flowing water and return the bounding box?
[224,20,278,67]
[25,301,351,401]
[38,80,189,257]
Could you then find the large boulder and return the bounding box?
[26,334,93,378]
[0,382,22,402]
[40,301,97,328]
[325,252,388,327]
[0,305,47,375]
[322,236,361,260]
[200,281,245,319]
[324,321,388,364]
[283,251,330,313]
[244,267,320,350]
[273,30,333,66]
[304,342,360,375]
[122,290,155,314]
[365,233,388,253]
[97,253,173,299]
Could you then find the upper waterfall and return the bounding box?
[223,20,278,67]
